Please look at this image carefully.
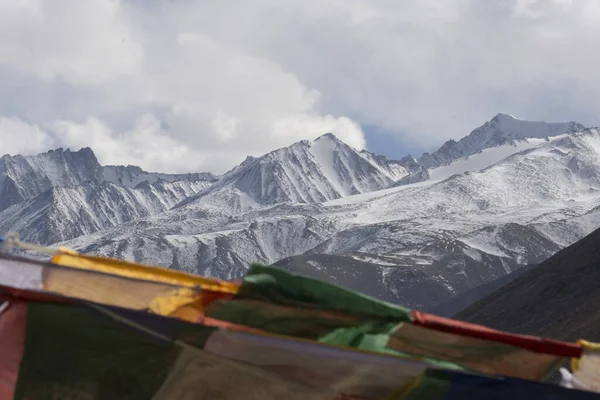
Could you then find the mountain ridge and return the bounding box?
[418,113,585,168]
[173,133,413,214]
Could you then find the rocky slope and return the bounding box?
[0,148,217,244]
[431,266,530,317]
[456,225,600,342]
[0,179,212,245]
[274,254,454,309]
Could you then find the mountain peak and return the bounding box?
[27,146,101,168]
[45,146,95,155]
[491,113,519,122]
[418,113,586,168]
[313,132,339,143]
[0,146,105,211]
[178,130,410,211]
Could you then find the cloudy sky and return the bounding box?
[1,0,600,173]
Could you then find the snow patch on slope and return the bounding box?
[310,134,351,196]
[428,137,555,181]
[326,135,565,207]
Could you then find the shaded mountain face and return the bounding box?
[273,254,454,310]
[0,179,213,245]
[431,266,530,317]
[456,226,600,342]
[2,114,599,312]
[0,147,104,211]
[0,147,219,210]
[0,147,217,244]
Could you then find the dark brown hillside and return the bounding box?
[457,226,600,342]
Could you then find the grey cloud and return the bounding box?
[0,0,599,172]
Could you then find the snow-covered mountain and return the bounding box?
[176,133,411,213]
[0,179,212,245]
[0,147,218,210]
[0,147,103,211]
[418,113,584,168]
[0,147,217,244]
[4,113,600,312]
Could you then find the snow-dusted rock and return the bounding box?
[418,113,584,168]
[176,133,410,213]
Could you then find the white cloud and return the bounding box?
[174,0,600,145]
[0,0,142,85]
[47,115,213,173]
[0,0,600,171]
[0,1,365,172]
[0,118,56,155]
[272,114,366,150]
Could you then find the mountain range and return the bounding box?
[2,112,599,312]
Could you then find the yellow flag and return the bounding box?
[149,287,204,319]
[571,340,600,392]
[51,251,239,294]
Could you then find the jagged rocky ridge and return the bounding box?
[0,148,217,244]
[418,113,584,168]
[4,113,600,312]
